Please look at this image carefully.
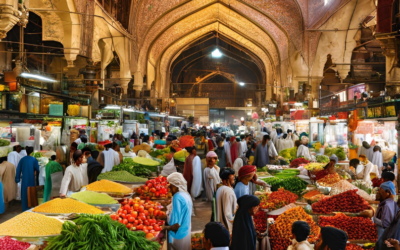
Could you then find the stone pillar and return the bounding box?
[0,1,20,41]
[309,76,324,101]
[133,71,144,98]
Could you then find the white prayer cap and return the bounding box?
[167,172,188,193]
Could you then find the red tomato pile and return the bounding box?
[111,197,167,239]
[0,236,31,250]
[311,190,371,214]
[319,213,378,241]
[135,176,172,199]
[346,244,364,250]
[259,188,298,211]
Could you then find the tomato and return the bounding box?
[131,211,138,218]
[147,226,153,230]
[126,223,133,229]
[150,230,156,234]
[150,188,157,193]
[144,220,150,226]
[118,217,123,223]
[139,200,145,205]
[123,210,128,215]
[139,206,144,213]
[154,210,159,216]
[122,219,128,225]
[143,229,149,234]
[147,183,153,188]
[120,214,126,219]
[136,224,144,230]
[155,192,160,197]
[124,204,131,210]
[134,220,139,226]
[110,214,117,220]
[133,203,139,211]
[128,216,135,223]
[143,210,149,216]
[154,225,161,231]
[129,199,134,206]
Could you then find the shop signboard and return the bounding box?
[356,122,374,135]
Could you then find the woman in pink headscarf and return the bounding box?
[230,137,239,164]
[204,151,221,202]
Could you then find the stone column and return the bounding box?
[133,71,144,98]
[0,1,19,41]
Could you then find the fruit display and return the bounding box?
[259,188,298,211]
[319,213,378,241]
[262,177,307,194]
[134,176,171,199]
[315,155,329,163]
[317,173,342,187]
[0,139,10,146]
[311,190,371,214]
[32,198,104,214]
[112,158,152,178]
[45,214,160,250]
[289,158,310,168]
[0,212,62,237]
[324,147,346,160]
[253,210,267,233]
[305,163,325,172]
[0,237,31,250]
[346,244,364,250]
[269,207,320,250]
[86,180,133,195]
[111,197,166,237]
[173,150,189,162]
[70,191,118,205]
[98,170,148,183]
[278,147,297,161]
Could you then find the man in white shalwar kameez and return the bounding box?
[372,145,384,175]
[358,141,374,161]
[215,168,237,233]
[356,154,375,183]
[60,150,88,196]
[165,173,193,250]
[183,147,203,200]
[97,142,120,173]
[7,145,22,169]
[223,136,232,167]
[203,151,221,202]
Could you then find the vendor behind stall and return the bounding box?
[60,150,88,197]
[8,145,22,169]
[43,155,63,202]
[356,154,376,183]
[374,181,398,238]
[358,141,374,161]
[82,148,104,184]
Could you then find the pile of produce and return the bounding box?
[348,142,358,149]
[133,157,160,173]
[112,158,152,178]
[330,180,372,201]
[111,197,165,237]
[0,139,10,146]
[315,169,328,180]
[312,190,371,214]
[346,244,364,250]
[134,176,171,199]
[315,155,329,163]
[274,169,300,178]
[262,177,307,194]
[278,147,297,161]
[269,207,320,250]
[302,190,326,202]
[32,152,43,159]
[98,170,148,183]
[173,150,189,162]
[0,237,31,250]
[317,173,342,187]
[304,163,325,172]
[149,147,173,165]
[372,177,384,188]
[0,212,62,236]
[71,191,118,205]
[324,147,346,160]
[132,144,152,154]
[319,213,377,241]
[259,188,298,210]
[253,210,267,233]
[86,180,133,195]
[271,158,289,166]
[45,214,160,250]
[289,158,309,168]
[33,198,104,214]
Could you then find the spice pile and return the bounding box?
[317,173,342,187]
[135,176,171,199]
[319,213,377,241]
[0,237,31,250]
[111,197,166,238]
[0,212,62,237]
[289,158,310,168]
[71,191,118,205]
[259,188,298,210]
[98,171,148,183]
[262,177,308,194]
[269,207,320,250]
[303,190,325,202]
[45,214,160,250]
[312,190,371,214]
[253,210,267,233]
[86,179,133,194]
[32,198,104,214]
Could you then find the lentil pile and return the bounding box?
[32,198,104,214]
[98,171,148,183]
[0,212,62,237]
[86,179,132,194]
[71,191,118,205]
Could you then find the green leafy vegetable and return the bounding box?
[315,155,329,163]
[262,176,307,194]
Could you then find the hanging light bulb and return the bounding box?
[239,82,245,86]
[212,48,222,58]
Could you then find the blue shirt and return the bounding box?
[234,182,249,199]
[169,192,192,241]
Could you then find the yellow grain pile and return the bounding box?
[0,212,62,236]
[86,179,132,194]
[32,198,104,214]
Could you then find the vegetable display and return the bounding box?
[45,214,160,250]
[132,157,160,172]
[134,176,171,199]
[319,213,377,241]
[86,180,133,195]
[269,207,320,250]
[259,188,298,210]
[312,190,371,214]
[278,147,297,161]
[32,152,43,159]
[0,139,10,146]
[98,171,148,183]
[0,212,62,237]
[111,158,152,178]
[173,150,189,162]
[289,158,309,168]
[304,162,325,171]
[253,210,267,233]
[0,237,31,250]
[317,173,342,187]
[111,197,166,238]
[315,155,329,163]
[70,191,118,205]
[274,169,300,178]
[32,198,104,214]
[324,147,346,161]
[262,177,307,194]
